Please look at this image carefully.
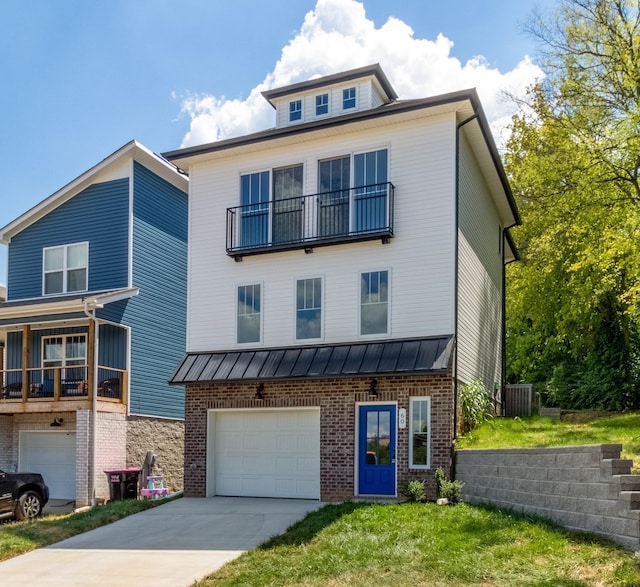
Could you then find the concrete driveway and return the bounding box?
[0,497,323,587]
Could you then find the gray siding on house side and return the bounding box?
[7,179,129,300]
[118,162,188,419]
[456,132,504,389]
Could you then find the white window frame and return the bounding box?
[236,282,263,345]
[42,334,87,380]
[289,99,302,122]
[42,242,89,295]
[315,93,329,117]
[409,396,431,469]
[343,87,357,110]
[294,275,324,341]
[358,268,391,338]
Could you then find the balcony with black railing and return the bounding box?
[226,182,394,257]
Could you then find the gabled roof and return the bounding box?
[0,140,188,245]
[261,63,398,107]
[169,336,453,384]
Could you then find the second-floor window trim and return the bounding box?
[237,283,262,344]
[360,269,390,336]
[296,276,323,340]
[43,242,88,296]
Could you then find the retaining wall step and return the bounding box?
[614,475,640,492]
[618,491,640,510]
[602,459,633,476]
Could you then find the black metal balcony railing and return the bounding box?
[227,182,394,256]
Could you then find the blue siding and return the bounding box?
[7,179,129,300]
[120,162,187,418]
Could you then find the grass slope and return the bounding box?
[195,501,640,586]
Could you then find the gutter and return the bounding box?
[82,298,100,507]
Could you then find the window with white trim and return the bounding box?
[43,334,87,382]
[289,99,302,121]
[360,270,389,335]
[409,397,431,468]
[237,284,261,343]
[343,87,356,110]
[43,242,88,295]
[315,93,328,116]
[296,277,322,339]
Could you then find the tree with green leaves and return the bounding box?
[505,0,640,410]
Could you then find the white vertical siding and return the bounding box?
[186,112,458,352]
[457,131,504,389]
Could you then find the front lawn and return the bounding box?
[194,501,640,586]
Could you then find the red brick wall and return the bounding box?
[184,374,454,501]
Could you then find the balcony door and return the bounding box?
[318,156,350,237]
[273,165,303,244]
[240,171,269,247]
[354,149,388,232]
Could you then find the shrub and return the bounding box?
[400,480,426,502]
[434,468,464,503]
[460,379,492,434]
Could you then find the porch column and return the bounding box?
[21,325,30,402]
[87,319,96,406]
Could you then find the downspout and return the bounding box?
[452,113,478,476]
[82,298,99,507]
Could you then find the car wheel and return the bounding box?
[15,490,43,520]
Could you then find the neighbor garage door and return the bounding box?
[213,409,320,499]
[19,431,76,499]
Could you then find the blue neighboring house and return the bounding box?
[0,141,188,506]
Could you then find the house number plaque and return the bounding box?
[398,408,407,429]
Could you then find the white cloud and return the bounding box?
[179,0,542,149]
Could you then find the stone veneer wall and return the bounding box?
[456,444,640,550]
[184,374,455,502]
[126,416,184,493]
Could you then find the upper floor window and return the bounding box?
[296,277,322,339]
[237,283,261,344]
[289,99,302,121]
[360,270,389,336]
[316,93,329,116]
[409,397,431,468]
[343,87,356,110]
[43,242,88,295]
[43,334,87,383]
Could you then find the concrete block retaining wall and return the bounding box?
[456,444,640,551]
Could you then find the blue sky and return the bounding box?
[0,0,556,287]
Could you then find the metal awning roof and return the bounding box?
[170,336,453,384]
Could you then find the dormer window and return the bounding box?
[316,94,329,116]
[289,100,302,122]
[343,87,356,110]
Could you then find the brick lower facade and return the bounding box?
[184,374,455,501]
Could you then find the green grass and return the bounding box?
[457,411,640,471]
[0,497,173,562]
[194,501,640,586]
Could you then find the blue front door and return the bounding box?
[358,404,396,495]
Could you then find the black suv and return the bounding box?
[0,469,49,520]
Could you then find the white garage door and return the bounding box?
[213,409,320,499]
[20,431,76,499]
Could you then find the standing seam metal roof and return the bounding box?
[169,336,453,384]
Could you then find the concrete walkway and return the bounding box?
[0,497,323,587]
